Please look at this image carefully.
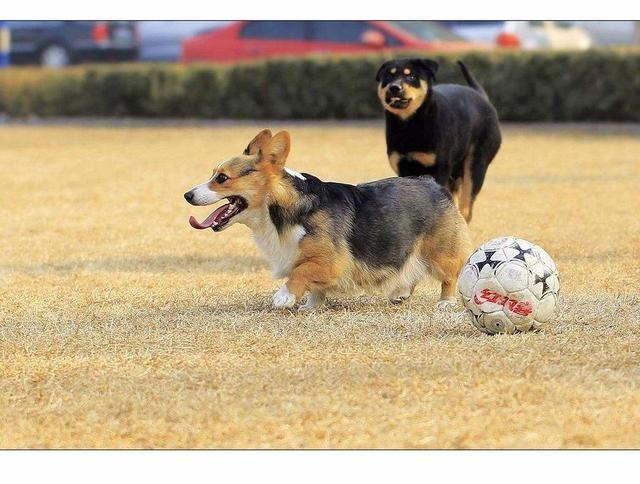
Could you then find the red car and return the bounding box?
[181,21,487,63]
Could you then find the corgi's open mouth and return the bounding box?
[189,196,248,231]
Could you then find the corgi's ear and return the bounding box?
[262,131,291,167]
[243,129,272,155]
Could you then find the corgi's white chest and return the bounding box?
[252,220,306,279]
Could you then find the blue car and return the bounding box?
[7,21,138,68]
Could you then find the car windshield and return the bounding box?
[390,21,463,41]
[554,21,576,29]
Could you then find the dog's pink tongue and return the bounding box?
[188,204,229,230]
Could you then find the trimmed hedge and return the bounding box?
[1,51,639,121]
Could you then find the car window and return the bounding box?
[389,21,463,41]
[311,20,400,45]
[7,21,64,29]
[382,32,401,46]
[439,21,504,27]
[554,21,576,29]
[309,21,400,45]
[240,21,308,40]
[310,21,373,43]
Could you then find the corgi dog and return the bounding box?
[184,129,471,311]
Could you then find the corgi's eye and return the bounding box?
[215,173,229,184]
[406,75,416,82]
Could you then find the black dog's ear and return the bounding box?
[417,59,439,82]
[375,61,392,82]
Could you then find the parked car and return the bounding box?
[181,21,488,63]
[138,21,228,61]
[575,21,639,46]
[439,21,506,43]
[443,21,593,50]
[7,21,138,68]
[497,21,592,50]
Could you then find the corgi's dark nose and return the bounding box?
[388,84,402,95]
[184,191,194,203]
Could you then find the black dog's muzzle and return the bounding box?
[385,83,410,108]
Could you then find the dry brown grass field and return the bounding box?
[0,122,639,448]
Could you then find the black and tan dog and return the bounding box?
[184,129,470,311]
[376,58,502,222]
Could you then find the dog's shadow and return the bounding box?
[5,255,480,338]
[191,296,479,338]
[2,254,265,275]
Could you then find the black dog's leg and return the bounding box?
[433,153,454,190]
[463,129,501,222]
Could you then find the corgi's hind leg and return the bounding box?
[388,285,415,305]
[387,252,428,304]
[420,210,471,309]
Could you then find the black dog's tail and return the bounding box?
[457,61,488,99]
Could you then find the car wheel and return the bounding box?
[40,44,71,68]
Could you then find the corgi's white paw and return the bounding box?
[436,298,457,312]
[298,292,326,312]
[272,286,296,309]
[298,301,316,312]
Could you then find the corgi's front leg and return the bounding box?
[272,260,340,310]
[272,285,297,308]
[271,235,342,310]
[298,291,327,312]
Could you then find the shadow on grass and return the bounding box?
[1,254,266,275]
[135,297,482,341]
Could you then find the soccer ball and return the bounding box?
[458,236,559,334]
